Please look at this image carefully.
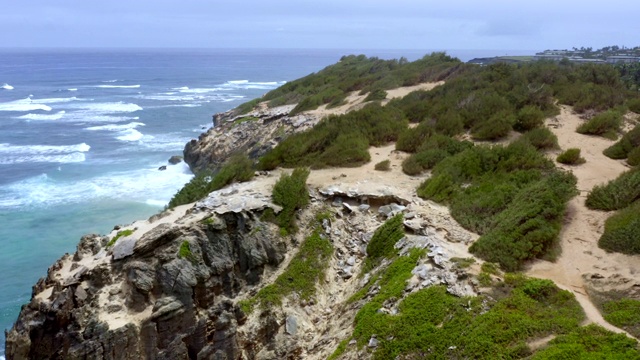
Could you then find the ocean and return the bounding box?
[0,48,532,356]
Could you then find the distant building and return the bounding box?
[533,54,565,61]
[606,55,640,64]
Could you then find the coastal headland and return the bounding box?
[6,50,640,359]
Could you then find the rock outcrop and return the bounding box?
[183,104,319,174]
[5,196,290,359]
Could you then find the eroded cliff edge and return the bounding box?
[5,186,291,359]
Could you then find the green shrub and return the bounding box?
[518,127,559,150]
[178,241,197,264]
[374,159,390,171]
[366,214,405,263]
[532,324,640,359]
[515,105,545,132]
[627,98,640,113]
[601,298,640,337]
[351,273,584,359]
[586,168,640,211]
[395,122,434,153]
[258,52,462,113]
[556,148,586,165]
[576,110,622,139]
[401,135,473,175]
[603,124,640,159]
[168,154,254,208]
[364,89,388,102]
[469,171,577,271]
[628,146,640,166]
[435,110,465,136]
[471,110,515,141]
[598,200,640,254]
[272,168,310,234]
[259,104,405,169]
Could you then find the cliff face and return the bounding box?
[5,189,292,359]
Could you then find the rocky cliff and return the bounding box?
[5,181,293,359]
[6,146,482,360]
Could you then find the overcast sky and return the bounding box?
[1,1,638,51]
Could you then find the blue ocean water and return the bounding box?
[0,48,532,356]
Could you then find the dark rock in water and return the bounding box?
[158,165,167,171]
[167,155,183,165]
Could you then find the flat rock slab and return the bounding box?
[112,235,137,260]
[197,181,282,214]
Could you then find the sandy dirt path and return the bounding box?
[526,105,638,337]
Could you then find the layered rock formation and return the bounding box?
[5,187,291,359]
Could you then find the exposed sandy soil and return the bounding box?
[306,82,443,118]
[526,105,639,337]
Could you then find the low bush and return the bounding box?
[374,159,390,171]
[364,214,405,272]
[259,103,405,169]
[469,171,577,271]
[532,324,640,359]
[363,89,388,102]
[601,298,640,337]
[556,148,586,165]
[518,127,559,150]
[628,146,640,166]
[168,154,254,208]
[627,98,640,113]
[450,170,542,234]
[598,200,640,254]
[603,124,640,159]
[471,110,515,141]
[395,122,434,153]
[586,168,640,211]
[348,273,584,359]
[401,134,473,175]
[272,168,310,234]
[576,110,622,139]
[515,105,545,132]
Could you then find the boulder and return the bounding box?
[168,155,183,165]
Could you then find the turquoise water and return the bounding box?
[0,48,530,356]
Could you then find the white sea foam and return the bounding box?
[172,86,189,90]
[68,88,78,92]
[116,129,146,142]
[95,84,141,89]
[18,111,66,121]
[223,80,286,90]
[36,96,81,104]
[0,162,193,209]
[0,142,90,164]
[103,79,119,83]
[85,122,145,131]
[1,83,14,90]
[65,102,142,113]
[0,98,52,112]
[176,87,225,94]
